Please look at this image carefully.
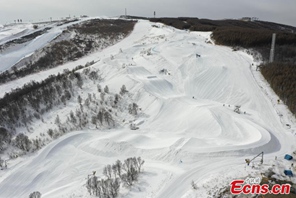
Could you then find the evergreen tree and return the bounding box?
[104,85,109,94]
[97,84,102,92]
[29,191,41,198]
[55,115,61,126]
[119,85,128,95]
[78,95,82,104]
[91,116,98,128]
[14,134,32,152]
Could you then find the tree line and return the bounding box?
[211,27,296,63]
[261,62,296,115]
[0,64,139,160]
[149,17,296,63]
[0,19,136,85]
[86,157,145,197]
[212,27,296,48]
[0,28,51,52]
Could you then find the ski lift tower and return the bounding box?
[245,152,264,166]
[269,33,276,63]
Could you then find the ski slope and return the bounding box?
[0,20,296,198]
[0,19,92,73]
[0,23,35,44]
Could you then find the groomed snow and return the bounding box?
[0,18,97,73]
[0,23,34,44]
[0,20,296,198]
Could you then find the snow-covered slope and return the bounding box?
[0,23,35,44]
[0,20,295,198]
[0,19,91,73]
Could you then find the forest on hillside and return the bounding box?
[261,62,296,115]
[148,17,296,62]
[0,63,139,162]
[0,19,136,85]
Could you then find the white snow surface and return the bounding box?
[0,23,34,44]
[0,18,92,73]
[0,20,296,198]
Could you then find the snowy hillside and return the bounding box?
[0,19,296,198]
[0,21,77,73]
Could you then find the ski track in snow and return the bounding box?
[0,18,99,74]
[0,20,295,198]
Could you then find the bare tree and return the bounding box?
[109,178,120,198]
[103,164,112,179]
[114,160,122,178]
[133,157,145,172]
[86,175,98,196]
[86,157,144,196]
[121,157,139,186]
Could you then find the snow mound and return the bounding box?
[0,19,295,198]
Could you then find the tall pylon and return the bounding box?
[269,33,276,63]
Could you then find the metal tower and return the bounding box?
[269,33,276,63]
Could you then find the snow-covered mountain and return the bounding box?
[0,22,66,72]
[0,19,296,198]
